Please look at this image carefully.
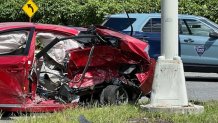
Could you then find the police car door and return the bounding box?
[179,18,218,66]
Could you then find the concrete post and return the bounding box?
[149,0,188,106]
[141,0,204,114]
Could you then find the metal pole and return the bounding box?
[28,0,31,22]
[150,0,188,106]
[142,0,204,114]
[161,0,178,59]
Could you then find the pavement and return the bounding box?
[185,72,218,101]
[187,81,218,101]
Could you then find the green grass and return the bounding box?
[15,101,218,123]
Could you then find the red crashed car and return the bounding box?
[0,22,155,112]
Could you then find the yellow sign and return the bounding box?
[22,0,39,18]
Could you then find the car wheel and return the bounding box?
[100,85,128,105]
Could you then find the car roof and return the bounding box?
[108,13,202,19]
[106,13,203,31]
[0,22,79,35]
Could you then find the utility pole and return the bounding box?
[141,0,204,114]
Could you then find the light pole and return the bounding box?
[161,0,179,59]
[150,0,189,106]
[141,0,204,114]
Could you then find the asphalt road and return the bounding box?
[186,72,218,101]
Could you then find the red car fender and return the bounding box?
[136,59,156,94]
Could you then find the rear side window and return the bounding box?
[180,19,214,36]
[142,18,161,32]
[103,18,136,31]
[0,30,29,55]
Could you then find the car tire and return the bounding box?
[100,85,128,105]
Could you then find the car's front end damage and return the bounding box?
[0,24,155,112]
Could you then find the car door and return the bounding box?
[0,27,35,105]
[140,18,161,59]
[179,18,218,66]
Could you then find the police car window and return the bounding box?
[200,18,218,30]
[142,18,161,32]
[103,18,136,31]
[181,19,214,36]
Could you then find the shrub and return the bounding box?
[0,0,217,26]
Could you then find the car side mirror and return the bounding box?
[209,32,218,38]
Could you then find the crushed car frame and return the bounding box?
[0,22,155,112]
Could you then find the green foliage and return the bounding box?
[0,0,217,26]
[16,101,218,123]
